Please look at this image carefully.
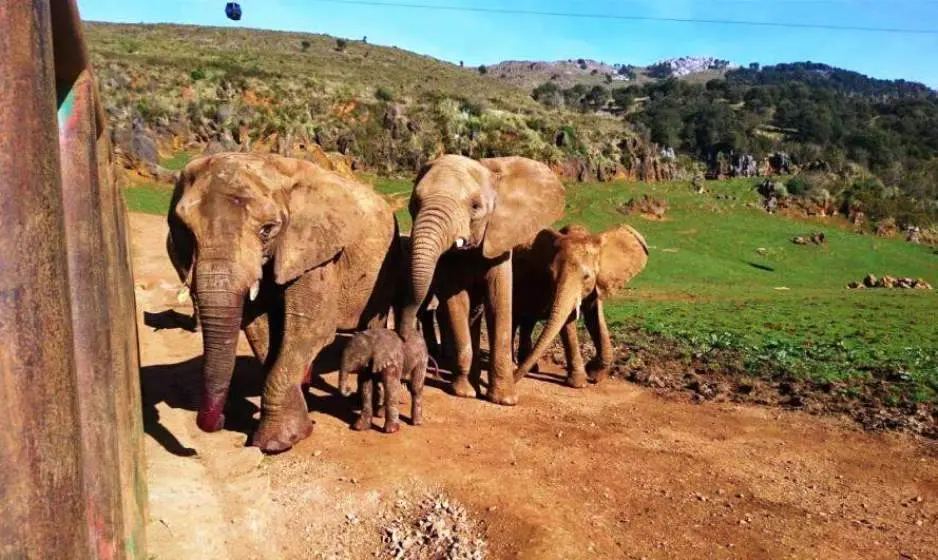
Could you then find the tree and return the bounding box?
[611,88,633,113]
[478,65,488,75]
[300,40,311,51]
[532,82,564,109]
[584,85,611,111]
[335,38,348,52]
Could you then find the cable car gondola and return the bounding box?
[225,2,242,21]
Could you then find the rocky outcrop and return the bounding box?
[848,274,932,290]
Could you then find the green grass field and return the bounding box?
[124,177,938,402]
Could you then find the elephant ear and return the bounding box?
[166,156,214,285]
[479,157,565,259]
[597,225,649,297]
[273,162,368,284]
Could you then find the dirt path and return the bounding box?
[131,213,938,559]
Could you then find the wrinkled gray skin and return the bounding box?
[339,328,428,433]
[167,153,400,453]
[399,155,565,406]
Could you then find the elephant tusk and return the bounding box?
[575,297,582,321]
[454,237,467,249]
[249,281,260,302]
[176,285,191,304]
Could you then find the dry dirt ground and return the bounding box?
[130,213,938,560]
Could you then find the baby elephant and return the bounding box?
[339,328,428,433]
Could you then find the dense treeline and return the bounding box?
[531,62,938,225]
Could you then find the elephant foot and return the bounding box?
[383,420,401,434]
[487,381,519,406]
[374,405,385,419]
[352,415,372,431]
[252,386,314,453]
[566,372,589,389]
[588,368,610,385]
[587,359,610,385]
[451,376,478,399]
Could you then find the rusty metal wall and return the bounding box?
[0,1,147,558]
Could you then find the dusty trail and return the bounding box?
[131,213,937,559]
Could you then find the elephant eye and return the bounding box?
[258,222,279,240]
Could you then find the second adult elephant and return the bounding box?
[512,224,648,387]
[400,155,565,405]
[167,153,400,452]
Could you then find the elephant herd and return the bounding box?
[166,152,648,453]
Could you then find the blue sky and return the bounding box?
[80,0,938,87]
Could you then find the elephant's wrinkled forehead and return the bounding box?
[200,154,291,194]
[415,157,485,198]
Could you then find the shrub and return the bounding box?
[335,38,348,52]
[375,87,394,102]
[190,67,206,81]
[786,176,813,197]
[301,40,311,51]
[478,65,488,75]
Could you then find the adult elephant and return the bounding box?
[400,155,565,405]
[512,224,648,387]
[167,153,400,452]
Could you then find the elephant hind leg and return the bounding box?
[410,364,426,426]
[382,367,402,434]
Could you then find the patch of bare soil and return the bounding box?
[595,335,938,440]
[131,213,938,559]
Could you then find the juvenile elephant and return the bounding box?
[400,155,565,405]
[512,224,648,387]
[167,153,400,452]
[339,328,428,433]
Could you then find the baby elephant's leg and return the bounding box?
[410,362,426,426]
[382,366,402,434]
[352,373,374,431]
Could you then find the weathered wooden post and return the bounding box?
[1,1,147,557]
[0,1,91,557]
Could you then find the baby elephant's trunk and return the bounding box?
[338,366,354,397]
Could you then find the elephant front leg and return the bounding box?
[353,374,374,431]
[253,273,337,453]
[560,319,589,388]
[583,298,614,384]
[443,290,476,399]
[484,256,518,406]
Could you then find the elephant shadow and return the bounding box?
[140,336,361,457]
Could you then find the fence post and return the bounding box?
[0,1,91,557]
[0,1,148,557]
[50,1,149,556]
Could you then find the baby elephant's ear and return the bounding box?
[597,225,649,297]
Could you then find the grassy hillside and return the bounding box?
[126,176,938,410]
[565,179,937,402]
[86,22,656,180]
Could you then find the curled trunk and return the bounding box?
[514,274,582,381]
[193,260,245,433]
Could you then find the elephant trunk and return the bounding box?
[193,258,246,433]
[402,199,456,335]
[514,272,582,381]
[338,365,354,397]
